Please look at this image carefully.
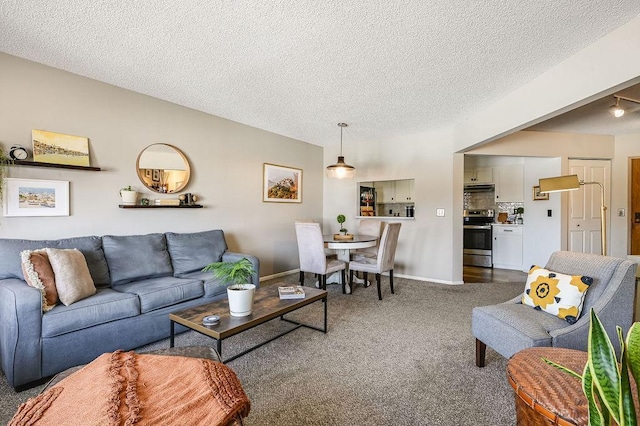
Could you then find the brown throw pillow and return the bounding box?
[21,249,59,312]
[46,248,96,306]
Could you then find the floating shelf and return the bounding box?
[119,204,204,209]
[12,160,101,171]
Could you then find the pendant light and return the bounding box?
[326,123,356,179]
[609,96,625,118]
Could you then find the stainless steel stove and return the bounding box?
[463,209,495,268]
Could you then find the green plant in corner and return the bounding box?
[337,214,347,234]
[544,309,640,426]
[202,258,255,290]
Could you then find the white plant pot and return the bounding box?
[227,284,256,317]
[120,190,138,205]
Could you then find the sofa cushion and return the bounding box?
[42,288,140,338]
[103,234,173,286]
[46,248,97,306]
[0,236,110,286]
[178,270,230,298]
[114,276,204,313]
[20,249,58,311]
[165,230,228,276]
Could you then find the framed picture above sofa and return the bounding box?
[3,178,70,217]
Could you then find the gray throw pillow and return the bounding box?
[166,230,228,276]
[103,233,173,286]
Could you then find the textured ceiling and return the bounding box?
[1,1,639,147]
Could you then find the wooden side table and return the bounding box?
[507,348,588,426]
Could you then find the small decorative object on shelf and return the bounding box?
[140,198,149,206]
[119,186,138,205]
[179,193,199,206]
[9,145,28,160]
[154,199,180,206]
[278,286,305,300]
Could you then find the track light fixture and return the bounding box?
[326,123,356,179]
[609,94,640,118]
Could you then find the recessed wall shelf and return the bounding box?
[118,204,204,209]
[12,160,101,171]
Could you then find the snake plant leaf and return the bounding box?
[542,357,582,379]
[626,322,640,416]
[583,362,606,426]
[588,309,621,424]
[618,326,637,425]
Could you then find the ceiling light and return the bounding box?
[326,123,356,179]
[609,97,625,118]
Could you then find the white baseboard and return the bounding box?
[260,269,463,286]
[260,269,300,282]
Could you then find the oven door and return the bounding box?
[463,225,493,267]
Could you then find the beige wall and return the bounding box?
[0,53,324,278]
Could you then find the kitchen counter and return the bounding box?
[492,223,524,227]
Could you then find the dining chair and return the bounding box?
[348,222,401,300]
[295,222,347,292]
[352,219,383,260]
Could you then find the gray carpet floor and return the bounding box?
[0,274,524,425]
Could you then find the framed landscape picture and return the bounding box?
[263,163,302,203]
[3,178,70,217]
[32,129,90,167]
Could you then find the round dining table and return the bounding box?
[322,234,377,293]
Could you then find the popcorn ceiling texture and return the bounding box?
[0,1,638,146]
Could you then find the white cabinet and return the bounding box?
[376,181,396,203]
[494,165,523,202]
[375,180,414,203]
[492,225,523,270]
[464,167,493,184]
[394,179,414,202]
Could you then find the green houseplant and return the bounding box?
[202,258,256,317]
[545,309,640,425]
[119,185,138,205]
[337,214,347,234]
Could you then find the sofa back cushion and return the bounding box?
[166,230,228,276]
[103,233,173,286]
[0,236,110,286]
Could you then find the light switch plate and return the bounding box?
[436,208,445,217]
[618,208,625,217]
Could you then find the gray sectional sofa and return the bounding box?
[0,229,260,389]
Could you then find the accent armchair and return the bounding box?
[472,251,637,367]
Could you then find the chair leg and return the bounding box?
[322,275,327,291]
[389,269,394,294]
[476,339,486,367]
[349,269,354,292]
[299,271,305,286]
[363,272,368,288]
[376,273,382,300]
[341,269,346,294]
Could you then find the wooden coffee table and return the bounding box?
[169,286,327,362]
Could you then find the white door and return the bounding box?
[567,159,610,255]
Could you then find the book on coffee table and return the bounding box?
[278,286,305,299]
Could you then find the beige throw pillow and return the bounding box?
[46,248,96,306]
[20,249,59,312]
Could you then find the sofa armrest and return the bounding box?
[0,279,43,388]
[221,252,260,288]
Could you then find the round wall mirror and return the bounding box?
[136,144,191,193]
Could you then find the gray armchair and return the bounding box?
[472,251,637,367]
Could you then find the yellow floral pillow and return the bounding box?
[522,265,593,324]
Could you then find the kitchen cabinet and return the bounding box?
[464,167,493,184]
[375,179,414,203]
[394,179,414,201]
[494,165,523,202]
[492,225,523,270]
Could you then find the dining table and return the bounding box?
[322,234,377,293]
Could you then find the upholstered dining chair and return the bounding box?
[472,250,637,367]
[295,222,347,292]
[352,219,383,260]
[348,222,401,300]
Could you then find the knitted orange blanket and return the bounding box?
[9,351,250,426]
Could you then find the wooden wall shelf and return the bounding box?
[12,160,101,171]
[119,204,203,209]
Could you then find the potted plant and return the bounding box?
[545,309,640,425]
[119,185,138,205]
[516,207,524,224]
[337,214,347,235]
[202,258,256,317]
